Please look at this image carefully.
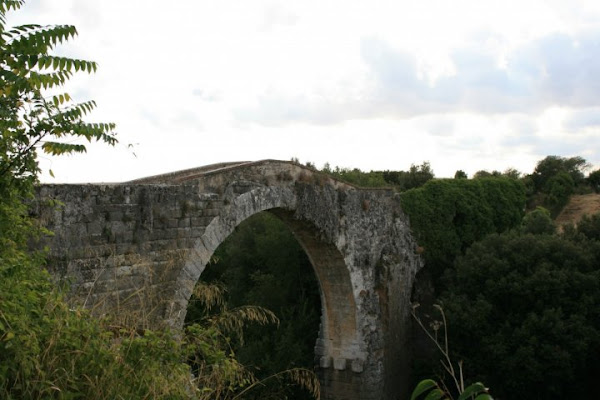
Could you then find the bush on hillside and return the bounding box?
[521,206,556,235]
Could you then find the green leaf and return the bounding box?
[424,389,447,400]
[41,142,87,156]
[411,379,440,400]
[458,382,487,400]
[474,394,493,400]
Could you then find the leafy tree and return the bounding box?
[544,171,575,216]
[521,206,555,235]
[0,1,116,184]
[531,155,588,191]
[502,167,521,179]
[575,212,600,241]
[383,162,435,190]
[472,170,491,179]
[406,161,435,189]
[588,168,600,193]
[326,166,388,187]
[472,170,501,179]
[454,170,467,179]
[441,232,600,400]
[473,169,520,180]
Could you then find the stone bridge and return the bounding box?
[34,160,422,400]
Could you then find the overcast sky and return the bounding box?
[9,0,600,182]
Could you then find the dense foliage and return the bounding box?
[406,160,600,398]
[520,206,556,235]
[524,155,592,215]
[441,226,600,400]
[589,168,600,192]
[187,212,322,400]
[400,177,526,283]
[574,212,600,241]
[531,155,588,190]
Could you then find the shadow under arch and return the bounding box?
[171,185,360,365]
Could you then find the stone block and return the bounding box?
[202,208,220,217]
[190,217,203,227]
[166,219,179,229]
[108,210,124,222]
[333,358,347,371]
[314,338,328,356]
[320,356,332,368]
[87,221,103,235]
[351,359,364,373]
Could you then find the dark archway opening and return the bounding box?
[185,211,322,399]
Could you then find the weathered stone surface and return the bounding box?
[34,160,423,400]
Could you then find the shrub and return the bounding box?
[521,206,556,235]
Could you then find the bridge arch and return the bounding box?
[169,185,361,366]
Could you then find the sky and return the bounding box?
[8,0,600,182]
